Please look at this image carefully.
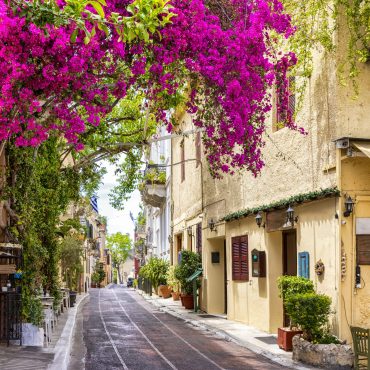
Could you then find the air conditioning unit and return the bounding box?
[336,138,350,149]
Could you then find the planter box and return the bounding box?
[22,323,44,347]
[277,327,303,351]
[292,336,354,369]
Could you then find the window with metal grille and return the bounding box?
[275,76,295,130]
[195,131,201,167]
[180,140,185,182]
[232,236,248,281]
[196,223,202,258]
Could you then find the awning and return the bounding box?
[352,141,370,158]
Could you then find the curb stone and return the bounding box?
[47,293,89,370]
[140,293,313,370]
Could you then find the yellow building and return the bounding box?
[170,43,370,343]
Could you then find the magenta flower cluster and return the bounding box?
[0,0,297,176]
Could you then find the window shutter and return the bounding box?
[196,223,202,258]
[181,141,185,182]
[240,236,248,281]
[232,236,249,281]
[357,235,370,265]
[298,252,309,279]
[232,237,241,280]
[195,131,201,167]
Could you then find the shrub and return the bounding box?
[166,265,180,292]
[145,257,169,290]
[285,292,332,342]
[277,275,315,300]
[174,251,201,295]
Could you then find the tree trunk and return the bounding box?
[117,268,123,284]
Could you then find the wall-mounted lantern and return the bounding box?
[208,218,216,232]
[343,195,355,217]
[187,226,193,237]
[255,212,265,228]
[286,205,298,226]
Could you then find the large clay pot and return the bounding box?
[277,327,303,351]
[181,294,194,309]
[171,291,180,301]
[159,285,172,299]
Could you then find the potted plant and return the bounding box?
[146,257,170,297]
[277,276,314,351]
[286,292,353,368]
[167,265,180,300]
[174,251,201,309]
[91,262,106,290]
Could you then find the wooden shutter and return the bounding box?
[181,141,185,182]
[357,235,370,265]
[276,76,295,125]
[232,236,249,281]
[298,252,309,279]
[195,131,201,167]
[196,223,202,258]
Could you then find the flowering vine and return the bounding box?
[0,0,296,177]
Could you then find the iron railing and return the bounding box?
[0,292,22,345]
[137,277,152,296]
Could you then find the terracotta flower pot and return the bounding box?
[277,327,303,351]
[171,291,180,301]
[181,294,194,309]
[159,285,172,299]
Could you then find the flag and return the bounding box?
[90,195,98,213]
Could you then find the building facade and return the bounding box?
[169,33,370,344]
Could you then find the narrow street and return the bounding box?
[71,286,285,370]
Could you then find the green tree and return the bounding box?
[106,232,132,284]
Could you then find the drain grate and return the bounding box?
[255,336,277,345]
[198,314,218,318]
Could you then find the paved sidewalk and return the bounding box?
[138,290,314,370]
[0,293,88,370]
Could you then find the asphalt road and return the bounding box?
[71,285,285,370]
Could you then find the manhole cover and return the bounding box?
[255,336,277,345]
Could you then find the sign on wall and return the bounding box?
[356,218,370,235]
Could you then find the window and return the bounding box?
[180,140,185,182]
[275,76,295,131]
[232,236,248,281]
[196,223,202,258]
[195,131,201,167]
[357,235,370,265]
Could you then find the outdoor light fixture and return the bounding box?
[208,218,216,232]
[286,205,298,226]
[187,226,193,237]
[168,234,172,244]
[255,212,265,228]
[343,196,355,217]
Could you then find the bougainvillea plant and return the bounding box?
[0,0,297,178]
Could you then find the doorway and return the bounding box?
[282,230,297,326]
[176,234,182,264]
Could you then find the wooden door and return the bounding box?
[282,230,297,326]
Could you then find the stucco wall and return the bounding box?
[340,155,370,342]
[220,197,339,334]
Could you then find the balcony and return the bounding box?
[140,166,166,208]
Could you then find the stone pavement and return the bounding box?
[0,293,88,370]
[138,290,314,370]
